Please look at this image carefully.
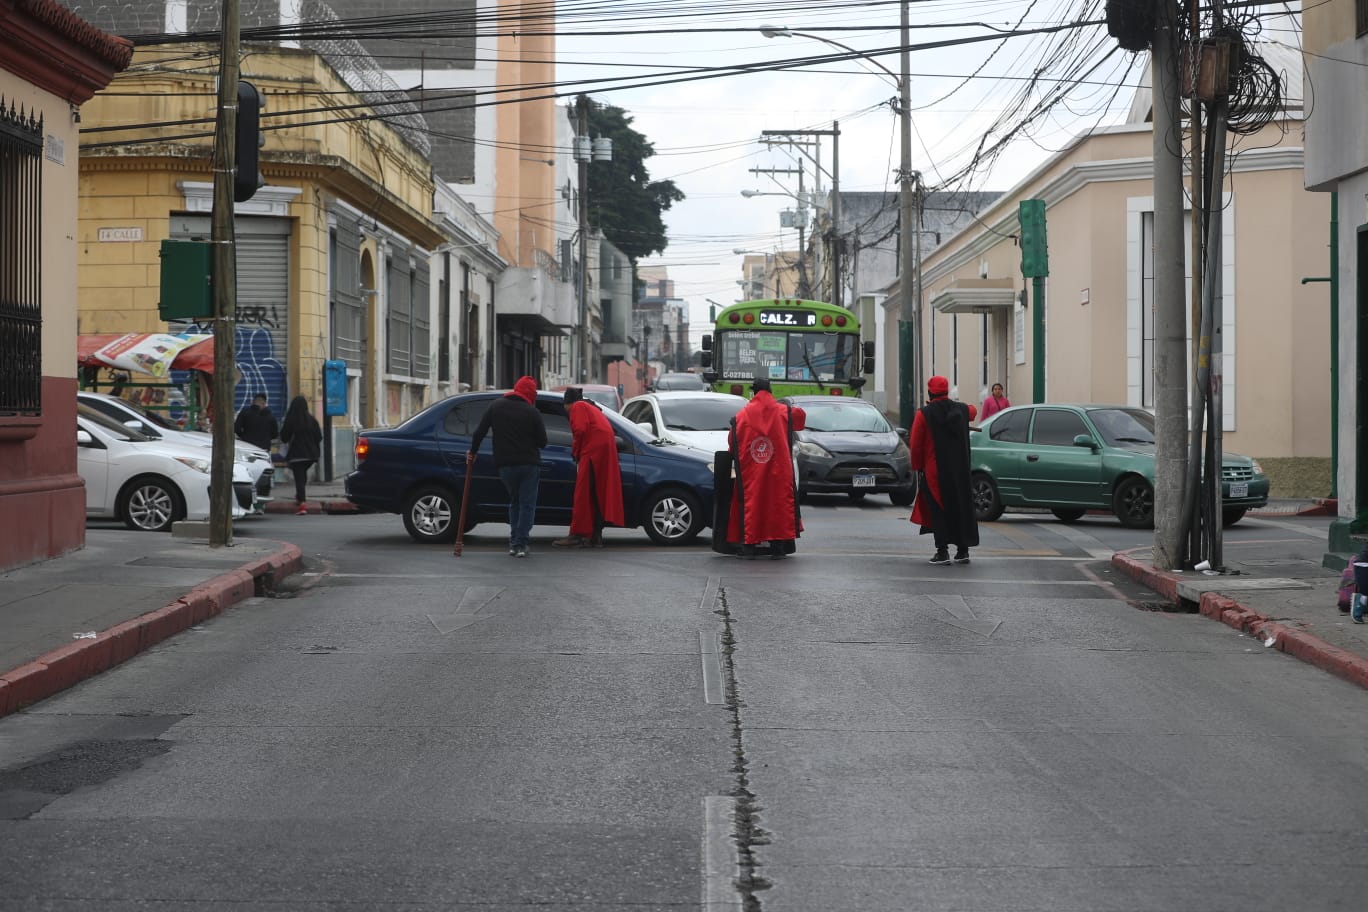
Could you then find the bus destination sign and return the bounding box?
[757,310,817,327]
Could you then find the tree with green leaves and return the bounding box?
[585,99,684,262]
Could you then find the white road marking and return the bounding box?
[702,796,743,910]
[700,631,726,705]
[1040,522,1116,559]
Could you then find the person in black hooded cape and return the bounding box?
[909,375,980,564]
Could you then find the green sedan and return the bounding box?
[968,404,1269,528]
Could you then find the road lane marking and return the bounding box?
[699,577,725,704]
[702,796,743,910]
[700,631,725,705]
[426,586,504,634]
[927,594,1002,637]
[1040,521,1116,559]
[988,520,1060,553]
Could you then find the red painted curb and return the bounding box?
[0,543,304,719]
[1111,550,1368,691]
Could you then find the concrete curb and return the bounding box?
[0,543,304,719]
[262,499,360,515]
[1111,550,1368,691]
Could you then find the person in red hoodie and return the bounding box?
[910,375,980,564]
[721,377,807,559]
[553,387,625,548]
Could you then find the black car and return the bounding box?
[345,390,717,545]
[783,396,916,506]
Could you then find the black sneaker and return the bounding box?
[954,549,970,564]
[515,546,528,558]
[929,549,951,565]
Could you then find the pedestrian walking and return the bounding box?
[278,395,322,514]
[234,393,277,451]
[553,387,625,548]
[910,375,980,564]
[468,376,547,557]
[717,377,806,559]
[980,382,1011,421]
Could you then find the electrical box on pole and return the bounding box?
[1018,199,1049,278]
[158,240,213,321]
[234,80,264,203]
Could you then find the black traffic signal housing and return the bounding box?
[234,81,265,202]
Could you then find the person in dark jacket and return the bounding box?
[909,375,980,564]
[279,395,323,514]
[468,376,547,557]
[234,393,277,451]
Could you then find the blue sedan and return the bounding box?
[345,390,716,545]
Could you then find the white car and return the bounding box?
[77,404,252,532]
[620,391,747,456]
[78,391,274,502]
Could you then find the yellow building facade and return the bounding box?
[78,43,443,472]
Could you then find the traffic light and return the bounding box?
[234,81,264,202]
[1018,199,1048,278]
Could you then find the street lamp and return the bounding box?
[761,14,920,427]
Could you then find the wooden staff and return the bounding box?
[453,461,474,557]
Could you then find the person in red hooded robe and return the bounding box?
[721,377,806,559]
[553,387,625,548]
[909,375,980,564]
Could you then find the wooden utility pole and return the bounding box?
[209,0,240,546]
[1151,0,1189,569]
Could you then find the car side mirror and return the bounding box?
[636,422,654,435]
[896,427,909,441]
[76,429,93,446]
[123,419,140,429]
[1073,434,1100,450]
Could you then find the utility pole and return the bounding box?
[1150,0,1189,570]
[576,95,590,384]
[897,0,918,429]
[208,0,241,547]
[830,120,841,309]
[761,129,839,305]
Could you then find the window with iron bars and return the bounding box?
[0,99,43,416]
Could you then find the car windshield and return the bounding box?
[1087,407,1156,446]
[655,373,706,391]
[798,401,891,433]
[658,397,744,432]
[584,389,619,411]
[78,403,152,442]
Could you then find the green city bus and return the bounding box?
[700,298,874,398]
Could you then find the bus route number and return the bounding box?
[758,310,817,327]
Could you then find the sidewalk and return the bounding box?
[4,496,1363,721]
[1111,498,1368,691]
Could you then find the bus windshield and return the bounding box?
[718,330,855,383]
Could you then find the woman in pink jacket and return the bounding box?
[980,383,1011,420]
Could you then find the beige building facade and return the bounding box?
[888,109,1330,487]
[1302,0,1368,551]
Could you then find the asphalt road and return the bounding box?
[2,502,1364,910]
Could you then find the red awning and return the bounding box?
[77,334,216,375]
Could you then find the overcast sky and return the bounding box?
[553,1,1302,344]
[554,0,1140,342]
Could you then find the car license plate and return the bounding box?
[853,473,875,488]
[1229,482,1248,498]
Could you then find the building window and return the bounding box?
[1359,0,1368,37]
[0,100,43,415]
